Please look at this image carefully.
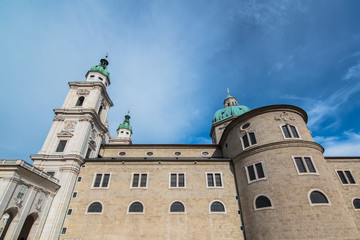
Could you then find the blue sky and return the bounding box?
[1,0,360,161]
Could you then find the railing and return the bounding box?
[0,159,60,184]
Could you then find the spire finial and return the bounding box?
[227,88,229,95]
[105,53,108,59]
[128,109,130,114]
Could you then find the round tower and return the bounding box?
[219,104,359,239]
[109,111,133,145]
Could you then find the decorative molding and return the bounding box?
[63,120,77,132]
[76,89,90,96]
[35,203,42,212]
[274,111,295,123]
[57,131,73,138]
[53,115,65,122]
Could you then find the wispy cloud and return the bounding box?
[314,130,360,156]
[306,62,360,129]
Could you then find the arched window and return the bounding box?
[128,202,144,213]
[255,195,272,209]
[170,201,185,213]
[87,202,103,213]
[98,106,103,115]
[309,191,329,204]
[353,198,360,209]
[75,96,85,106]
[210,201,225,212]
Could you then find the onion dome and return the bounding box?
[212,89,251,124]
[117,112,133,133]
[86,54,110,80]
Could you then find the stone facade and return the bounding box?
[1,58,360,240]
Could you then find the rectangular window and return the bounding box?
[242,132,257,149]
[92,173,111,188]
[131,173,147,188]
[77,176,82,182]
[170,173,185,188]
[46,171,55,177]
[56,140,67,152]
[337,170,356,184]
[72,192,77,198]
[293,157,317,174]
[207,173,223,187]
[61,228,67,235]
[281,125,300,139]
[246,162,266,183]
[67,209,72,215]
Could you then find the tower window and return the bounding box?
[255,195,272,210]
[87,202,103,213]
[46,171,55,177]
[75,96,85,107]
[293,157,317,174]
[61,228,67,235]
[170,201,185,213]
[207,173,222,188]
[131,173,148,188]
[170,173,185,188]
[128,201,144,213]
[309,190,329,205]
[72,192,77,198]
[241,132,257,149]
[336,170,356,184]
[119,152,126,156]
[67,209,72,215]
[56,140,67,152]
[174,152,182,156]
[281,124,300,139]
[210,201,226,213]
[246,162,266,183]
[98,77,103,81]
[92,173,111,188]
[77,177,82,182]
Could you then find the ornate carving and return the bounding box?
[35,204,42,211]
[79,115,93,123]
[14,198,22,206]
[57,131,74,138]
[76,89,90,96]
[63,120,77,132]
[53,115,65,122]
[274,111,295,123]
[91,130,96,140]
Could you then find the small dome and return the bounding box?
[117,114,132,133]
[89,65,110,79]
[213,105,250,124]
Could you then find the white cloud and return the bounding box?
[314,130,360,156]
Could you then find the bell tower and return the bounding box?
[30,56,113,239]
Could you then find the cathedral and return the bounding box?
[1,57,360,240]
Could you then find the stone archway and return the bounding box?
[0,208,18,240]
[17,213,38,240]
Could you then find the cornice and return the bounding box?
[101,143,220,149]
[30,154,85,165]
[53,109,108,133]
[68,82,114,107]
[217,105,308,146]
[233,140,324,161]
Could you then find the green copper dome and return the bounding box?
[87,57,110,80]
[213,105,251,124]
[90,65,110,79]
[212,89,251,124]
[117,114,132,133]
